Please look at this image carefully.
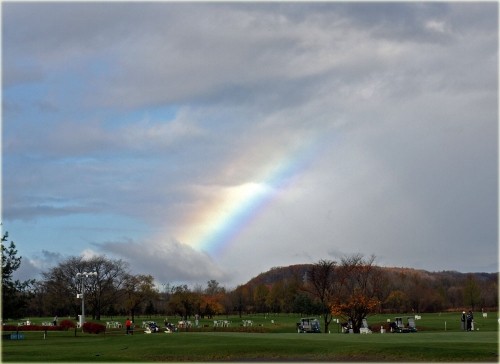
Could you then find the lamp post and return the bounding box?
[76,271,97,328]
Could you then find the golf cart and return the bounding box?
[144,322,161,334]
[390,317,417,333]
[296,318,321,333]
[145,321,178,334]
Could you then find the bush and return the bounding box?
[59,319,76,330]
[82,322,106,334]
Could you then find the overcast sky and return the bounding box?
[2,2,498,288]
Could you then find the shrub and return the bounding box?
[59,319,76,330]
[82,322,106,334]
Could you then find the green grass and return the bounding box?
[2,312,499,362]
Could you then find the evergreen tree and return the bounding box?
[1,232,35,319]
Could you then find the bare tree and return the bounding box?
[85,256,129,320]
[42,256,86,319]
[305,259,337,333]
[42,255,129,320]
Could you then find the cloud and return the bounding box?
[3,2,497,286]
[97,238,230,285]
[14,250,64,282]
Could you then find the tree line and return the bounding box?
[2,232,497,333]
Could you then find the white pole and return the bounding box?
[81,281,85,327]
[76,271,97,330]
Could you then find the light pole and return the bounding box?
[76,271,97,328]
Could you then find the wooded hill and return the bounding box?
[242,264,498,312]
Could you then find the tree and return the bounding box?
[384,290,410,313]
[231,285,251,317]
[42,256,86,318]
[1,232,35,319]
[332,254,381,333]
[123,274,158,321]
[253,284,270,313]
[200,294,224,318]
[463,274,481,310]
[85,256,129,320]
[201,280,226,317]
[168,285,200,320]
[144,300,157,318]
[282,277,302,313]
[205,280,224,296]
[292,293,322,316]
[267,281,286,314]
[305,259,337,333]
[42,255,129,320]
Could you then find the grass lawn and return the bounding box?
[2,312,498,362]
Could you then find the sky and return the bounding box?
[2,2,498,288]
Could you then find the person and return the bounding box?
[125,318,132,335]
[466,310,473,331]
[461,311,466,331]
[53,316,58,327]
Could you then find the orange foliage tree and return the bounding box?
[332,292,380,332]
[331,254,381,333]
[200,293,224,318]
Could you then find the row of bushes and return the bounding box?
[82,322,106,334]
[2,320,106,334]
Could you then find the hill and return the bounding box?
[242,264,498,312]
[245,264,311,287]
[245,264,498,287]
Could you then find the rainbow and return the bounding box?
[179,134,329,257]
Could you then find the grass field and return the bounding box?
[2,312,499,362]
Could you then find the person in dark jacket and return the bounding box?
[466,310,473,331]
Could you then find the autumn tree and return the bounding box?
[384,290,410,313]
[267,281,286,313]
[478,276,498,309]
[463,273,481,310]
[123,274,158,321]
[406,272,426,312]
[332,254,381,333]
[231,285,251,317]
[200,294,224,318]
[253,284,270,313]
[199,280,225,317]
[168,285,200,320]
[305,259,337,333]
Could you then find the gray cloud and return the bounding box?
[14,250,64,282]
[3,2,497,285]
[97,238,230,285]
